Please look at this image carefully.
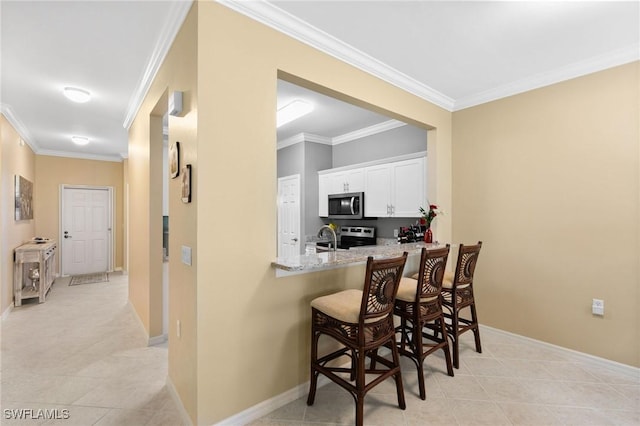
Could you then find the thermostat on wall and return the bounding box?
[169,91,183,116]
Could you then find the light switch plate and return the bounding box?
[181,245,192,266]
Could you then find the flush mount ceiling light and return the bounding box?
[63,87,91,103]
[277,100,313,128]
[71,136,90,146]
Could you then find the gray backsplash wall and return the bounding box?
[304,142,332,236]
[327,217,422,240]
[331,124,427,168]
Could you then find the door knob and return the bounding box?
[64,235,72,239]
[291,238,298,242]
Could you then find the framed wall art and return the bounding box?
[181,164,192,203]
[15,175,34,221]
[169,141,180,179]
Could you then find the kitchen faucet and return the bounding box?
[317,225,337,251]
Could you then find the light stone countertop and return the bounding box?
[272,241,445,273]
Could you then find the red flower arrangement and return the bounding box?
[419,204,440,228]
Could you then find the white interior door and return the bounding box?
[277,174,301,258]
[62,187,111,275]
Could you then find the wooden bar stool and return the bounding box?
[307,253,408,426]
[394,245,454,400]
[441,241,483,368]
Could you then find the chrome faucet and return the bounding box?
[317,225,337,251]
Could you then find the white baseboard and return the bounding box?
[149,334,168,346]
[214,326,639,425]
[127,300,151,340]
[215,363,345,426]
[166,376,193,426]
[2,303,14,321]
[481,324,640,377]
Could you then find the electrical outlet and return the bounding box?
[177,319,182,338]
[592,299,604,316]
[393,229,399,237]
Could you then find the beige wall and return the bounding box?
[128,3,198,422]
[0,115,36,315]
[452,62,639,367]
[129,2,451,423]
[34,155,124,273]
[194,3,451,424]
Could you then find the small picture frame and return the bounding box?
[181,164,192,203]
[169,142,180,179]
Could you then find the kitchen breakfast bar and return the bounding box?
[272,241,442,277]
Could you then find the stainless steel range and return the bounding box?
[318,226,376,250]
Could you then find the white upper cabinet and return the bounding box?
[365,157,426,218]
[328,169,365,194]
[363,164,392,217]
[389,157,426,217]
[319,152,426,217]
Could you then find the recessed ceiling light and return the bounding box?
[63,87,91,103]
[277,100,313,127]
[71,136,90,146]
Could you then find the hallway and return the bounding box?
[1,273,184,425]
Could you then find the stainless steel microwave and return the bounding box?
[328,192,364,219]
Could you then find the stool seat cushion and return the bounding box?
[311,289,363,323]
[396,277,439,302]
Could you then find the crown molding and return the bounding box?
[217,0,455,111]
[454,43,640,111]
[122,0,193,129]
[332,119,406,145]
[1,103,39,152]
[277,132,331,150]
[303,133,332,145]
[277,132,305,150]
[37,150,124,163]
[277,119,408,150]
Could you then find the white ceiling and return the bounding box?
[2,1,638,161]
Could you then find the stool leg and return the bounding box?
[390,339,406,410]
[414,320,426,400]
[470,302,482,353]
[355,350,366,426]
[439,315,454,377]
[451,308,460,369]
[307,329,320,405]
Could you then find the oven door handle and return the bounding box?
[350,197,356,215]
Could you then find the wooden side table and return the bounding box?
[13,241,57,306]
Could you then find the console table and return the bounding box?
[14,241,57,306]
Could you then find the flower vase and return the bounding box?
[424,227,433,243]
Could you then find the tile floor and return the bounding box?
[251,326,639,425]
[2,274,638,425]
[1,273,184,425]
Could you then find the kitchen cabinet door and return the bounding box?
[364,164,392,217]
[345,169,364,193]
[392,157,426,217]
[327,169,365,194]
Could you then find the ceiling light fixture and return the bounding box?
[71,136,90,146]
[277,100,313,127]
[63,87,91,103]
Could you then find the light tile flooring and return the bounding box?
[252,328,639,425]
[1,273,184,425]
[2,274,639,425]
